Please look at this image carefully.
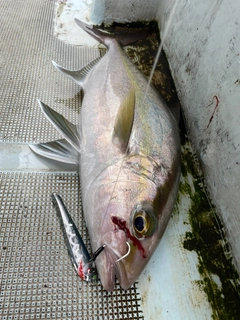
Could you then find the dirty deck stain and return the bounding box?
[207,95,220,129]
[180,136,240,319]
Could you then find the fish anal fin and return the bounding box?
[38,100,81,152]
[112,86,135,153]
[52,56,102,86]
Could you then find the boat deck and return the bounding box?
[0,1,239,319]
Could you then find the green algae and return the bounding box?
[181,139,240,319]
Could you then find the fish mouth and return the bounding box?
[100,245,131,291]
[96,231,132,291]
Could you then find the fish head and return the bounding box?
[90,154,180,291]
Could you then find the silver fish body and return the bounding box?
[30,20,181,291]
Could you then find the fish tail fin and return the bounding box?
[75,18,150,47]
[75,19,112,45]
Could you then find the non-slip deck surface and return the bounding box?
[0,172,143,320]
[0,0,99,143]
[0,1,143,319]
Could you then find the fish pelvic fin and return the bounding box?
[38,100,81,152]
[29,139,78,164]
[112,86,135,153]
[52,56,102,86]
[75,19,151,47]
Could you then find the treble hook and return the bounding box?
[116,242,131,262]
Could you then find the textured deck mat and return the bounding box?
[0,0,101,143]
[0,0,143,319]
[0,172,143,320]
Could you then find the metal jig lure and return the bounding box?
[51,193,105,281]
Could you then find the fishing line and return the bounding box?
[148,0,228,257]
[102,0,179,213]
[129,0,180,155]
[102,1,180,241]
[143,0,179,104]
[151,0,227,254]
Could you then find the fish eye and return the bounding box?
[131,202,157,239]
[134,213,148,234]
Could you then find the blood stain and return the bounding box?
[111,216,146,258]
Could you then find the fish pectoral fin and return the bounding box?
[29,139,78,164]
[38,100,81,152]
[112,86,135,153]
[52,56,102,86]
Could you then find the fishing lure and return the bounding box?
[52,192,105,281]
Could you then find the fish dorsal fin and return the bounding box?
[38,100,81,152]
[29,139,78,164]
[112,86,135,153]
[52,56,102,86]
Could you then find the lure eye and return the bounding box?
[131,202,157,239]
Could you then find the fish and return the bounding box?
[29,19,181,291]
